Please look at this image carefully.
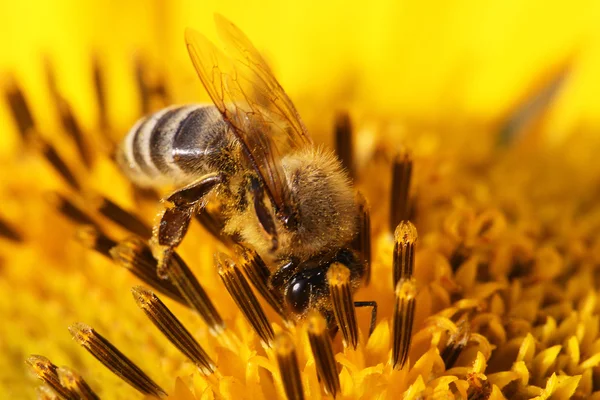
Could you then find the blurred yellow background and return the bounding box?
[0,0,598,158]
[1,1,599,398]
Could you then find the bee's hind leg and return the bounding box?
[153,173,223,277]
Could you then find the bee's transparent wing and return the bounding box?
[213,14,312,148]
[185,18,309,219]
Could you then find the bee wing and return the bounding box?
[213,14,312,148]
[185,17,310,219]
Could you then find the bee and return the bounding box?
[117,14,375,328]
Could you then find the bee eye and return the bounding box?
[285,276,311,314]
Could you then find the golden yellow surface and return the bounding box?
[0,0,599,399]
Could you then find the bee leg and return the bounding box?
[154,174,222,277]
[354,301,378,337]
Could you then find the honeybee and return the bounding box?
[117,14,374,327]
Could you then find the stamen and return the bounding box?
[239,246,287,319]
[90,193,152,238]
[389,151,413,232]
[327,263,359,349]
[334,111,355,180]
[0,216,23,242]
[132,286,216,375]
[466,378,492,400]
[498,66,568,147]
[195,206,235,247]
[57,366,100,400]
[216,253,274,345]
[35,138,81,191]
[41,59,95,171]
[75,226,117,259]
[133,186,161,203]
[58,97,93,169]
[164,251,225,335]
[110,237,187,305]
[92,54,109,132]
[4,78,35,143]
[441,319,471,369]
[352,192,371,284]
[26,355,74,399]
[46,192,97,228]
[306,311,340,397]
[275,332,305,400]
[135,55,170,114]
[392,279,417,370]
[393,220,418,287]
[68,323,167,398]
[36,385,60,400]
[135,55,152,115]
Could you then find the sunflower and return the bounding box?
[1,1,600,399]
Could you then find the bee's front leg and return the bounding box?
[153,173,223,277]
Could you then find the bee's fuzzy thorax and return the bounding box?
[226,147,357,265]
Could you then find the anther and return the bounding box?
[389,152,413,232]
[327,263,359,350]
[26,355,74,399]
[306,311,340,397]
[239,246,287,319]
[36,385,60,400]
[35,138,81,191]
[135,55,152,115]
[56,97,93,169]
[90,193,152,238]
[110,237,186,305]
[4,78,35,143]
[352,192,371,284]
[441,318,471,370]
[195,206,235,247]
[75,226,117,259]
[275,333,305,400]
[46,192,98,228]
[0,216,23,242]
[57,366,100,400]
[44,59,93,170]
[392,279,417,370]
[135,55,170,114]
[164,251,225,335]
[393,221,418,287]
[216,253,274,345]
[334,111,355,180]
[92,54,109,132]
[68,323,167,398]
[132,286,216,375]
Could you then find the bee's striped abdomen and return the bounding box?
[118,105,230,187]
